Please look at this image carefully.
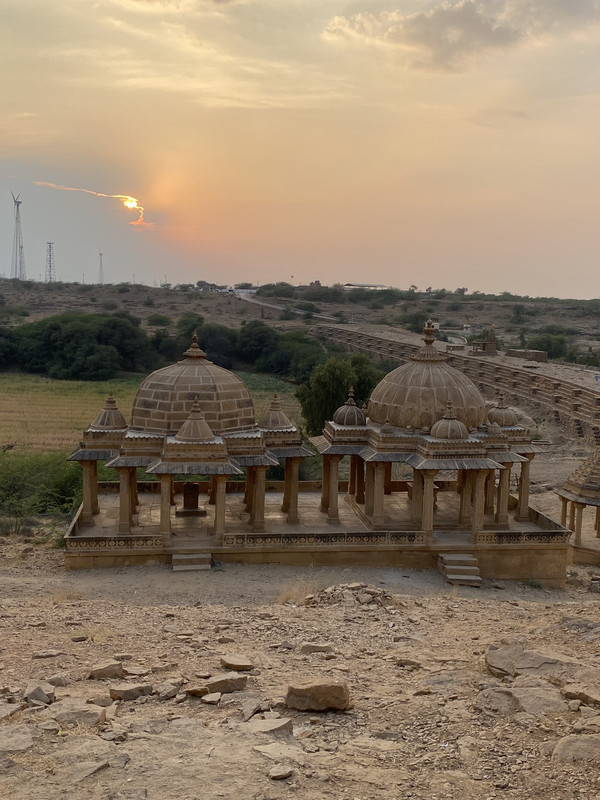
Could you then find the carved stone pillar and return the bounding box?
[484,469,495,515]
[516,455,532,521]
[573,502,585,547]
[495,464,510,526]
[348,455,357,496]
[117,468,132,533]
[422,469,437,541]
[252,466,267,532]
[320,456,330,513]
[560,496,568,527]
[384,463,393,495]
[213,474,227,541]
[159,475,172,538]
[569,501,576,532]
[80,461,96,526]
[373,463,386,526]
[458,470,471,524]
[328,455,341,525]
[365,462,375,517]
[286,458,300,525]
[245,467,255,514]
[356,459,365,505]
[471,470,486,541]
[281,459,292,513]
[411,471,423,523]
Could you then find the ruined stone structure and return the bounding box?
[66,327,571,585]
[557,449,600,557]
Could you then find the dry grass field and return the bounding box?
[0,370,302,454]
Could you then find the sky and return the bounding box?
[1,0,600,297]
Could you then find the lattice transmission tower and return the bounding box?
[10,192,26,280]
[45,242,55,283]
[97,248,104,285]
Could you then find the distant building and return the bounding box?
[343,283,389,291]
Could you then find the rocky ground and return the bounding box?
[2,537,600,800]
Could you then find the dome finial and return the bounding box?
[423,319,436,346]
[182,333,207,359]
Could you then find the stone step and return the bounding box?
[444,564,481,577]
[444,574,483,587]
[172,553,212,572]
[438,553,478,567]
[172,564,211,572]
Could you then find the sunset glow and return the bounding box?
[1,1,600,293]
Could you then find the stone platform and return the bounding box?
[65,488,575,587]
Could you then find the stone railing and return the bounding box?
[222,530,427,548]
[65,536,164,552]
[476,530,571,545]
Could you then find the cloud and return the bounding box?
[324,0,600,70]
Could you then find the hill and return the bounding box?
[1,280,599,363]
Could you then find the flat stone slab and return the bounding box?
[201,692,221,705]
[109,683,153,701]
[285,679,350,711]
[247,717,293,736]
[487,645,583,678]
[219,654,255,671]
[88,661,125,680]
[41,699,106,728]
[206,672,248,694]
[0,724,37,756]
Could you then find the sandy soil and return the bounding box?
[2,531,600,800]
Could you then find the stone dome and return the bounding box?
[258,394,294,430]
[129,335,256,436]
[368,321,486,430]
[488,394,517,427]
[430,401,469,440]
[333,389,366,426]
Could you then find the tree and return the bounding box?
[296,358,356,435]
[348,352,384,406]
[236,320,279,363]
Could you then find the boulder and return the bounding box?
[205,672,248,694]
[108,683,152,701]
[88,661,124,680]
[552,735,600,763]
[24,682,55,706]
[46,673,70,688]
[285,679,350,711]
[219,654,255,672]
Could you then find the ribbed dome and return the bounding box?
[430,401,469,440]
[130,335,255,436]
[88,393,127,431]
[333,389,366,426]
[368,320,486,429]
[175,397,216,443]
[258,394,293,430]
[488,394,517,427]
